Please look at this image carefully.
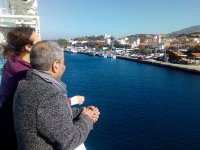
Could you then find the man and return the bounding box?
[13,41,100,150]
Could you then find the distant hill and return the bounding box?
[170,25,200,35]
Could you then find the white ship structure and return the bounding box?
[0,0,41,46]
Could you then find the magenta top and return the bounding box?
[0,55,31,104]
[0,55,31,147]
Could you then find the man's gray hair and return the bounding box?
[30,40,64,71]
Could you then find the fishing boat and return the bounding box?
[112,54,116,59]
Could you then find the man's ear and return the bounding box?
[24,44,32,53]
[52,61,60,73]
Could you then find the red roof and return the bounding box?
[171,51,184,56]
[191,53,200,57]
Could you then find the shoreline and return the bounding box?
[116,55,200,75]
[66,51,200,75]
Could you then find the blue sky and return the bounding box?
[38,0,200,39]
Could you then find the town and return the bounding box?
[57,32,200,68]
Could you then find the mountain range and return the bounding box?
[170,25,200,35]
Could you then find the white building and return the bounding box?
[136,38,140,45]
[158,35,162,44]
[193,38,200,43]
[159,43,165,50]
[70,40,78,45]
[131,38,140,48]
[153,35,162,43]
[106,38,111,45]
[104,34,111,39]
[118,38,128,45]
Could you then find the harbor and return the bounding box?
[65,48,200,75]
[0,0,200,149]
[63,32,200,75]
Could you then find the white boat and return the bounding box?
[97,51,103,57]
[107,52,116,59]
[112,54,116,59]
[70,48,78,53]
[107,52,112,58]
[103,52,107,58]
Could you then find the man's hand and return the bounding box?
[87,106,100,123]
[82,106,100,123]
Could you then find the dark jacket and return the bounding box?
[13,70,93,150]
[0,55,31,149]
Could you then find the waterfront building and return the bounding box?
[168,51,187,63]
[190,53,200,58]
[188,53,200,65]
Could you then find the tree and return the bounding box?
[139,45,151,55]
[113,41,124,48]
[56,39,69,48]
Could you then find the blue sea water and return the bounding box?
[62,53,200,150]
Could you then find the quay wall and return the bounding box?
[116,56,200,74]
[68,51,200,75]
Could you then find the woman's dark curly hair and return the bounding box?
[3,26,35,59]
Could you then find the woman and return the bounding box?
[0,26,39,149]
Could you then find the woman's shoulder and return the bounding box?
[4,58,30,75]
